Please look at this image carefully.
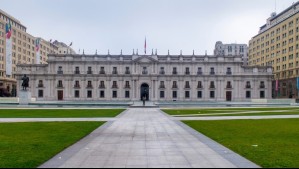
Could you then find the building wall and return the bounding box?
[0,10,60,96]
[214,41,248,65]
[16,54,273,102]
[248,2,299,98]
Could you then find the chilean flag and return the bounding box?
[5,22,12,39]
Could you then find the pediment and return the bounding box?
[133,56,158,63]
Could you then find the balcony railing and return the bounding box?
[210,85,215,89]
[124,85,131,89]
[74,71,80,74]
[99,71,106,74]
[142,71,148,75]
[172,72,178,75]
[86,85,93,88]
[125,71,131,75]
[185,85,191,89]
[112,71,118,75]
[172,85,178,89]
[74,85,81,88]
[160,71,165,75]
[260,84,265,88]
[87,71,93,75]
[38,84,44,88]
[99,85,105,89]
[159,85,165,89]
[226,85,232,89]
[197,72,203,75]
[112,85,118,89]
[185,72,190,75]
[57,84,64,88]
[246,85,251,89]
[226,72,232,75]
[57,71,63,74]
[197,84,203,89]
[210,72,215,75]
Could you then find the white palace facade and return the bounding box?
[16,53,273,102]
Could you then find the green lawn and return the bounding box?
[0,122,104,168]
[163,107,299,117]
[184,119,299,168]
[0,109,125,118]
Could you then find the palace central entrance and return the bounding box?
[140,83,149,101]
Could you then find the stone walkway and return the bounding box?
[40,108,258,168]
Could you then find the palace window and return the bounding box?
[74,81,80,88]
[246,81,251,88]
[87,81,93,88]
[142,67,148,75]
[57,80,63,88]
[112,67,118,74]
[172,81,178,89]
[87,90,92,98]
[173,67,177,75]
[173,91,177,99]
[100,67,105,74]
[185,67,190,75]
[38,90,43,98]
[87,67,93,74]
[38,80,44,88]
[75,90,80,98]
[260,91,265,99]
[226,67,232,75]
[160,67,165,75]
[125,91,130,98]
[99,81,105,88]
[112,81,118,88]
[210,91,215,98]
[185,81,190,89]
[197,81,203,89]
[75,67,80,74]
[210,68,215,75]
[197,67,202,75]
[125,67,130,74]
[226,81,232,89]
[57,66,63,74]
[98,90,104,98]
[210,81,215,89]
[160,81,165,89]
[185,91,190,98]
[160,91,165,98]
[260,81,265,88]
[197,91,202,98]
[113,91,117,98]
[246,91,251,99]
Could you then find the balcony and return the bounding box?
[112,85,118,89]
[112,71,118,75]
[38,84,44,88]
[99,71,106,75]
[185,72,191,75]
[57,84,64,88]
[226,85,232,89]
[142,71,148,75]
[210,72,215,75]
[74,85,81,89]
[197,72,203,75]
[160,71,165,75]
[124,85,131,89]
[86,85,93,89]
[57,71,63,75]
[99,85,105,89]
[87,71,93,75]
[74,71,80,75]
[159,85,165,89]
[197,84,203,89]
[226,72,232,75]
[125,71,131,75]
[210,85,215,89]
[172,72,178,75]
[246,85,251,89]
[172,85,178,89]
[185,85,191,89]
[260,84,265,89]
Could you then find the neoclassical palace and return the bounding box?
[16,53,273,101]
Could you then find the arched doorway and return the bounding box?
[140,83,149,101]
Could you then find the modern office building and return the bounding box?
[16,52,273,102]
[248,2,299,98]
[214,41,248,65]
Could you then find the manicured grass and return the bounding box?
[0,109,125,118]
[0,122,104,168]
[184,119,299,168]
[163,107,299,116]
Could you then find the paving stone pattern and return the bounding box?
[40,108,259,168]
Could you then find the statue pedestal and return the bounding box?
[19,91,31,105]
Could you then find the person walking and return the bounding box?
[142,96,146,106]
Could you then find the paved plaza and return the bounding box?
[39,108,259,168]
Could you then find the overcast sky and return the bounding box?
[1,0,297,55]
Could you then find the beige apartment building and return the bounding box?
[249,2,299,98]
[0,9,73,97]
